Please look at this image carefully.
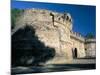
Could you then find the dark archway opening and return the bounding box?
[73,48,78,58]
[85,48,87,57]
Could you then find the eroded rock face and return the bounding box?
[12,9,74,64]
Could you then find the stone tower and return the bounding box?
[13,8,73,64]
[85,38,96,57]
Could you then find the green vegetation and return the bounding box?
[11,8,24,29]
[85,33,95,39]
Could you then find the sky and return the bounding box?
[11,0,96,37]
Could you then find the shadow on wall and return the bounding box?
[12,25,55,67]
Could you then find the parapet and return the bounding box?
[70,31,85,42]
[24,8,73,26]
[85,38,96,43]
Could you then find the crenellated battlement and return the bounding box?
[51,11,72,24]
[70,31,85,42]
[24,8,72,27]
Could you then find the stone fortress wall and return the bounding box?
[12,8,96,64]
